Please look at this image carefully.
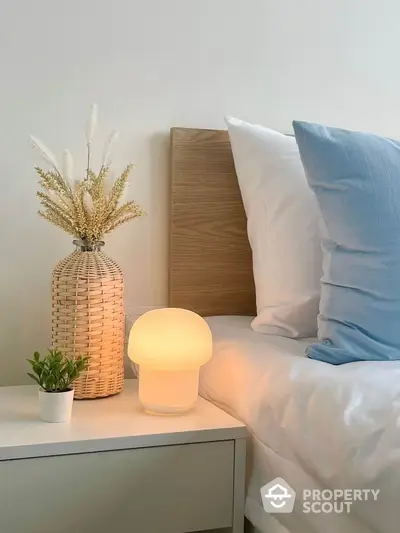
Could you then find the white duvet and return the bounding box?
[200,316,400,533]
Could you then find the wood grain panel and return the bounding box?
[170,127,256,316]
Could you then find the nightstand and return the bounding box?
[0,379,247,533]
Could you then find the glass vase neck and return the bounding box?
[73,239,105,252]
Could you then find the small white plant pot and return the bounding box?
[38,389,74,423]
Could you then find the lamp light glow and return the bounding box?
[128,308,212,414]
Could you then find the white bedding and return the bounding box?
[200,316,400,533]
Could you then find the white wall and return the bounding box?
[1,0,400,384]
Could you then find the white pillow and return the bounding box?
[225,116,322,338]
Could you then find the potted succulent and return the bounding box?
[27,349,89,423]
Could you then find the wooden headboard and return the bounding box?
[169,127,256,316]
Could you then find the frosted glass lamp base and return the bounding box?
[138,367,200,415]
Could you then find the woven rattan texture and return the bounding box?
[52,250,124,399]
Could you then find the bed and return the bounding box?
[169,127,400,533]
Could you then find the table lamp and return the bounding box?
[128,308,213,414]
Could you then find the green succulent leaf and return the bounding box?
[26,349,89,392]
[27,373,41,386]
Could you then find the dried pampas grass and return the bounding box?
[31,105,145,243]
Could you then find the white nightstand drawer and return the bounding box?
[0,440,234,533]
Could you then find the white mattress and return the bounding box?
[200,316,400,533]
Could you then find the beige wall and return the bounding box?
[1,0,400,384]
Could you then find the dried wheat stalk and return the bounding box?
[31,104,145,243]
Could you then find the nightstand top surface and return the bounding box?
[0,379,246,461]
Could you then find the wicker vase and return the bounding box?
[52,240,124,399]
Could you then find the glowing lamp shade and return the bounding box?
[128,308,213,414]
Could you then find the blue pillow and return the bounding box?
[293,120,400,364]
